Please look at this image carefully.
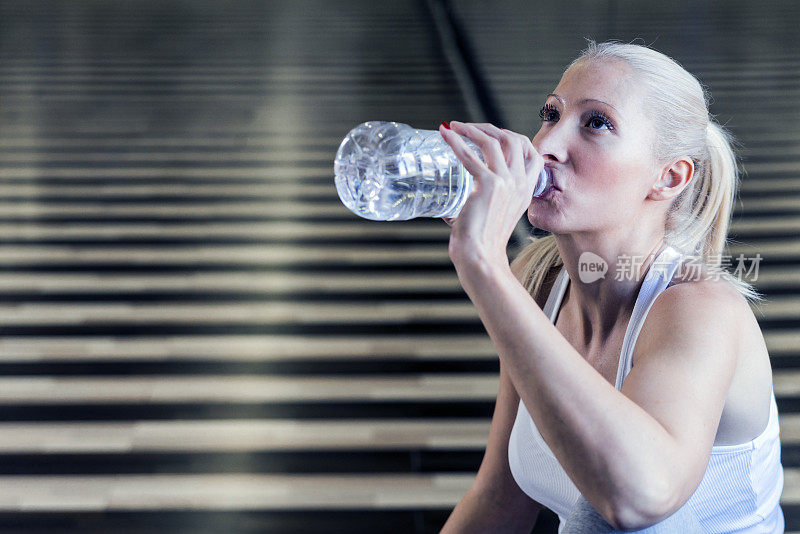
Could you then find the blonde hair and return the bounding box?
[512,40,764,305]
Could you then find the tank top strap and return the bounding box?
[542,266,570,323]
[614,245,687,389]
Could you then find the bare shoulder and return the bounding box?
[663,265,754,325]
[662,273,749,314]
[635,273,752,367]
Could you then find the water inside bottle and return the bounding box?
[371,154,469,221]
[335,129,471,221]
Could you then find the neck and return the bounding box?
[553,231,668,346]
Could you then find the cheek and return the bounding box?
[574,150,621,192]
[581,144,653,194]
[573,149,654,224]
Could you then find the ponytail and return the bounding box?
[667,121,738,264]
[702,121,739,262]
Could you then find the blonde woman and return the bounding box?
[437,41,783,533]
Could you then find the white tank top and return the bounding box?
[507,244,785,533]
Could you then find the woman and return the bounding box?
[437,41,784,533]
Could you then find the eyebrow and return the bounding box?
[547,93,619,112]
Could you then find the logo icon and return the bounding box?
[578,251,607,283]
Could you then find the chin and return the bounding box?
[527,209,577,236]
[526,215,554,234]
[527,206,556,230]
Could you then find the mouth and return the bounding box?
[538,183,559,199]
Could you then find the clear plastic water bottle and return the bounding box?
[334,121,552,221]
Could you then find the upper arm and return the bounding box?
[619,280,745,503]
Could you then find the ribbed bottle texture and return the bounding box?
[334,121,551,221]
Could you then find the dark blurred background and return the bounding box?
[0,0,798,532]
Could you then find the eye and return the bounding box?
[585,111,614,131]
[539,104,560,122]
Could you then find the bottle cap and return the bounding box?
[532,167,552,197]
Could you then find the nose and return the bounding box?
[532,121,567,164]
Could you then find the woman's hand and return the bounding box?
[439,121,544,268]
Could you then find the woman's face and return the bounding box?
[528,59,661,234]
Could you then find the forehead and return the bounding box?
[553,59,644,113]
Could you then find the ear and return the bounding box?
[648,157,694,201]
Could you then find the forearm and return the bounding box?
[454,253,682,522]
[440,483,540,534]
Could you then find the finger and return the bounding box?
[441,216,455,227]
[449,121,507,172]
[502,127,539,175]
[498,127,536,151]
[470,123,530,149]
[500,131,526,175]
[469,122,506,139]
[439,125,491,180]
[468,124,525,174]
[499,127,533,157]
[519,142,545,188]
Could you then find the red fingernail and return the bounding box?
[440,121,451,130]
